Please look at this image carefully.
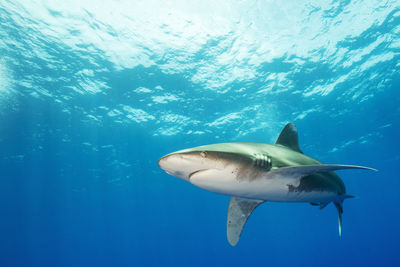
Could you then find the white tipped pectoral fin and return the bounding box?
[227,197,264,246]
[267,164,377,180]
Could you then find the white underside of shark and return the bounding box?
[158,123,376,246]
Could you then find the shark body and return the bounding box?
[158,123,375,246]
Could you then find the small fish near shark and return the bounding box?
[158,123,376,246]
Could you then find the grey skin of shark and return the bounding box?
[158,123,376,246]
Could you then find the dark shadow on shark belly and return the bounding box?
[286,172,346,195]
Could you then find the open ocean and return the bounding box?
[1,1,399,266]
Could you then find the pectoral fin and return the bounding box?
[267,164,376,180]
[227,197,264,246]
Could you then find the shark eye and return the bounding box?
[200,151,207,158]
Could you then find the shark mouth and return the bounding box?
[188,169,208,181]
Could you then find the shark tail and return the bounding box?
[334,194,356,236]
[334,201,343,236]
[312,195,353,236]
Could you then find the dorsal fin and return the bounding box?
[275,123,302,153]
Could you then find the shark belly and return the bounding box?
[189,167,338,203]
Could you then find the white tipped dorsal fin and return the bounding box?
[227,197,264,246]
[275,123,302,153]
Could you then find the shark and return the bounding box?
[158,123,376,246]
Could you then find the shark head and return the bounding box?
[158,143,255,184]
[158,147,222,182]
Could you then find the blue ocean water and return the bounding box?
[0,0,399,266]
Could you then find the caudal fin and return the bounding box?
[334,202,343,236]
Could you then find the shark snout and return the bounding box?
[158,153,194,181]
[158,151,215,181]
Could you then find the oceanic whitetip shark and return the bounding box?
[158,123,376,246]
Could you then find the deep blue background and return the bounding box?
[0,1,399,266]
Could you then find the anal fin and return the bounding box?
[309,202,329,209]
[320,202,329,210]
[227,197,264,246]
